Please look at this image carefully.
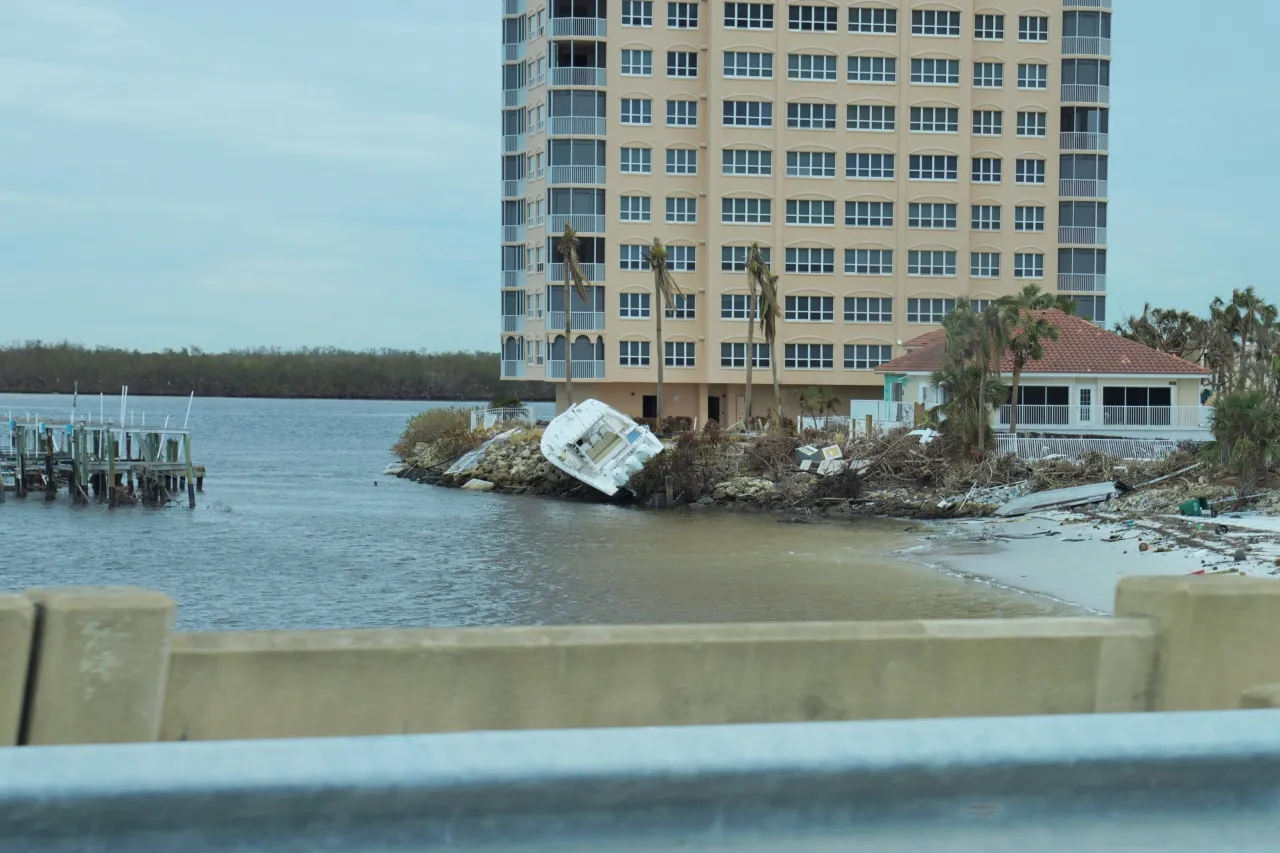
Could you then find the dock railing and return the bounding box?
[469,406,536,431]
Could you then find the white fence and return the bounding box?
[469,407,535,431]
[995,436,1185,461]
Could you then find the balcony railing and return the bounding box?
[547,262,606,282]
[548,116,606,137]
[1060,178,1108,198]
[1059,226,1107,246]
[1100,406,1213,429]
[545,311,606,331]
[1061,83,1110,104]
[549,165,606,185]
[502,0,524,15]
[502,133,525,153]
[503,42,527,62]
[549,17,607,38]
[1058,273,1107,292]
[546,360,607,380]
[1061,131,1109,152]
[998,405,1071,427]
[502,270,525,288]
[501,315,525,333]
[1064,0,1111,7]
[500,359,526,379]
[1062,36,1111,56]
[547,213,605,234]
[503,88,526,108]
[502,224,525,243]
[502,178,525,198]
[550,67,607,87]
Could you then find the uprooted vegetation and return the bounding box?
[392,407,486,465]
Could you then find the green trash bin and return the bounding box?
[1180,497,1212,517]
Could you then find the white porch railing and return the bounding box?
[849,401,917,426]
[996,436,1179,461]
[549,17,607,38]
[1062,131,1109,152]
[1060,178,1108,199]
[1061,83,1110,104]
[502,0,524,15]
[1100,406,1213,429]
[503,88,526,108]
[550,67,607,87]
[499,360,526,380]
[549,165,606,185]
[502,178,525,198]
[1058,273,1107,292]
[469,405,534,430]
[1064,0,1111,8]
[998,405,1071,427]
[502,270,525,288]
[546,360,606,380]
[501,315,525,333]
[502,133,525,153]
[547,262,606,281]
[1062,36,1111,56]
[501,225,525,244]
[548,116,606,137]
[1059,226,1107,246]
[547,213,605,234]
[503,42,526,62]
[546,311,606,331]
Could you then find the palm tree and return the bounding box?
[758,269,783,424]
[1210,389,1280,496]
[1000,284,1064,436]
[936,299,1010,457]
[744,244,770,429]
[643,238,682,426]
[558,225,591,408]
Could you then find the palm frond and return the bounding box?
[559,225,590,302]
[643,238,682,311]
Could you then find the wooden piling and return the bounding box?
[15,429,26,498]
[107,431,116,509]
[183,435,196,509]
[865,414,873,437]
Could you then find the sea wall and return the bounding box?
[5,577,1280,745]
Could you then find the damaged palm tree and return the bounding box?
[758,268,784,425]
[932,299,1009,457]
[743,243,771,429]
[558,225,591,407]
[644,238,682,426]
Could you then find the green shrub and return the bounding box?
[392,407,482,461]
[1208,390,1280,495]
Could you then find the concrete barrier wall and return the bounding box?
[0,594,35,746]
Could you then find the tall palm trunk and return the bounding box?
[563,263,574,408]
[557,225,591,411]
[655,292,665,424]
[769,341,781,422]
[1008,364,1022,435]
[744,298,755,428]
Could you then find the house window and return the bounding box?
[665,196,697,224]
[667,1,698,28]
[972,109,1002,136]
[1015,158,1046,185]
[908,203,957,229]
[622,1,653,27]
[912,9,960,36]
[787,151,836,178]
[1019,15,1049,42]
[785,295,835,321]
[723,100,774,127]
[1014,252,1044,279]
[721,293,758,319]
[665,341,696,367]
[844,249,893,275]
[847,153,895,179]
[724,148,773,175]
[972,157,1002,184]
[722,197,772,223]
[847,104,896,132]
[1018,63,1048,90]
[974,14,1004,40]
[721,342,770,368]
[908,155,958,181]
[619,340,651,367]
[668,245,697,272]
[666,293,696,319]
[790,4,838,31]
[620,146,651,173]
[907,250,957,277]
[724,2,774,29]
[619,195,651,222]
[666,52,698,78]
[845,344,893,370]
[620,98,652,124]
[845,296,893,323]
[620,244,650,271]
[786,199,836,225]
[848,56,897,83]
[973,62,1003,88]
[785,343,835,369]
[849,7,897,33]
[909,107,958,133]
[971,252,1000,278]
[907,298,956,323]
[721,246,771,271]
[724,51,773,78]
[666,99,698,126]
[788,102,837,129]
[788,53,838,81]
[619,292,651,318]
[971,204,1001,231]
[845,201,894,227]
[621,50,653,77]
[785,248,836,274]
[1015,205,1045,232]
[911,58,960,85]
[1017,111,1047,137]
[666,148,698,175]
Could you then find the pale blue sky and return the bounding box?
[0,1,1274,351]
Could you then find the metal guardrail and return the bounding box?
[5,712,1280,851]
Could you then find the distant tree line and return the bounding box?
[0,342,553,401]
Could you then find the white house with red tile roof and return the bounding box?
[860,311,1215,441]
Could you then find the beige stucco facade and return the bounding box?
[502,1,1112,421]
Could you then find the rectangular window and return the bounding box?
[912,9,960,36]
[620,98,652,125]
[786,199,836,225]
[622,0,654,27]
[785,248,835,274]
[847,104,896,131]
[908,155,957,181]
[971,204,1001,231]
[1019,15,1049,41]
[1015,158,1046,185]
[849,7,897,34]
[666,148,698,175]
[911,58,960,85]
[722,197,772,223]
[845,296,893,323]
[666,293,696,319]
[786,150,836,178]
[724,148,773,175]
[971,252,1000,278]
[789,4,837,31]
[619,292,651,318]
[720,342,770,368]
[844,249,893,275]
[908,202,957,229]
[974,13,1004,40]
[909,106,958,133]
[669,244,696,272]
[620,146,651,173]
[845,201,894,227]
[666,99,698,126]
[1018,63,1048,89]
[620,244,650,271]
[1074,295,1106,324]
[788,102,837,129]
[907,250,957,277]
[972,157,1001,184]
[721,246,771,271]
[665,196,697,224]
[788,53,838,81]
[667,1,698,28]
[724,51,774,78]
[847,152,895,179]
[848,56,897,83]
[972,109,1002,136]
[973,62,1003,88]
[619,195,651,222]
[1017,111,1047,137]
[907,298,956,323]
[845,344,893,370]
[665,341,696,367]
[723,100,773,127]
[619,340,651,367]
[785,343,835,370]
[1015,205,1045,232]
[1014,252,1044,279]
[621,49,653,76]
[666,51,698,78]
[724,2,774,29]
[785,295,835,321]
[721,293,758,319]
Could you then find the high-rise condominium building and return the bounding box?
[500,1,1112,422]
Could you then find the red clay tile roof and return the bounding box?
[876,310,1213,377]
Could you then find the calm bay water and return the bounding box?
[0,393,1077,631]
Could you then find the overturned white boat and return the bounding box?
[540,399,665,496]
